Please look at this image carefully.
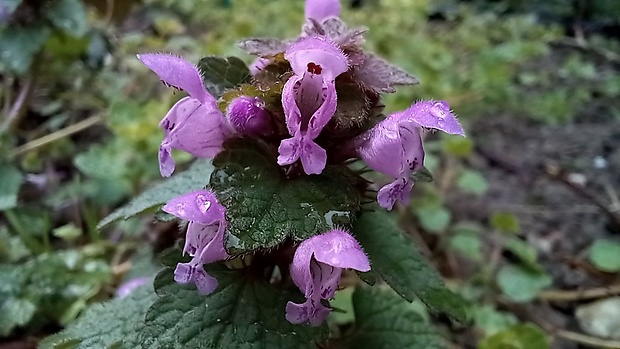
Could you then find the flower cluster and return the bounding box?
[138,0,464,326]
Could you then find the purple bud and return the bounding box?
[226,96,273,136]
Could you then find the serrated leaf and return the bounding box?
[588,239,620,272]
[98,160,214,229]
[44,0,88,36]
[352,53,419,93]
[479,323,548,349]
[352,210,468,322]
[142,266,328,349]
[0,160,24,211]
[197,56,251,98]
[39,285,156,349]
[0,24,50,74]
[497,264,551,302]
[210,138,362,254]
[342,287,445,349]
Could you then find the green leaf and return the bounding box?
[210,138,362,254]
[470,304,518,336]
[442,137,473,158]
[352,210,468,322]
[588,239,620,272]
[497,264,551,302]
[0,160,24,211]
[98,160,214,229]
[39,285,157,349]
[504,237,542,272]
[0,24,50,74]
[456,169,488,195]
[0,297,37,336]
[44,0,88,37]
[479,323,548,349]
[342,287,445,349]
[490,212,520,234]
[448,230,482,261]
[414,205,451,233]
[142,266,328,349]
[52,223,82,241]
[411,167,434,182]
[197,56,251,98]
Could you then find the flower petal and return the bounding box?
[286,36,349,80]
[159,97,232,174]
[299,137,327,175]
[305,0,341,22]
[285,299,331,326]
[311,228,371,272]
[395,100,465,136]
[162,190,226,224]
[377,177,414,211]
[277,134,303,167]
[137,53,215,106]
[249,57,272,75]
[158,143,175,177]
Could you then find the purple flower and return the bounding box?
[286,228,370,326]
[163,190,228,295]
[277,36,349,175]
[352,113,425,211]
[352,100,464,210]
[305,0,341,22]
[226,95,273,136]
[392,100,464,136]
[137,53,233,177]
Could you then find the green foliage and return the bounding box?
[0,160,24,211]
[479,323,548,349]
[342,287,445,349]
[457,169,489,195]
[352,210,468,322]
[496,264,551,302]
[197,56,252,98]
[98,160,214,228]
[39,285,157,349]
[470,304,519,336]
[142,266,328,349]
[210,138,362,254]
[0,25,51,74]
[415,205,452,233]
[588,239,620,273]
[0,250,112,335]
[490,212,520,234]
[448,224,483,261]
[44,0,88,37]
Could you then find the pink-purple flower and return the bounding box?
[277,36,349,175]
[286,228,370,326]
[138,54,233,177]
[305,0,341,22]
[162,190,228,295]
[352,100,463,210]
[226,95,273,136]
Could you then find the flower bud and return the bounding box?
[226,96,273,136]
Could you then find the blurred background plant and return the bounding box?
[1,0,619,348]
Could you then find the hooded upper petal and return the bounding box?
[162,190,226,224]
[286,36,349,80]
[305,0,341,22]
[137,53,216,106]
[393,100,465,136]
[290,228,370,297]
